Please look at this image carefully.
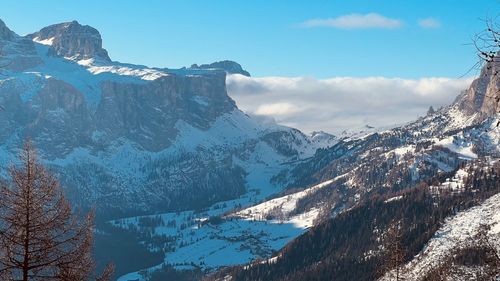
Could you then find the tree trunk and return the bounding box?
[22,152,32,281]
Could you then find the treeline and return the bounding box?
[94,223,165,278]
[141,264,203,281]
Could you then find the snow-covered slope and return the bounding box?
[233,179,336,228]
[381,178,500,280]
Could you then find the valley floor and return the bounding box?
[112,159,333,280]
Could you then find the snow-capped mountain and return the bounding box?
[0,19,335,218]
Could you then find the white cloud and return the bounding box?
[300,13,403,29]
[227,74,473,135]
[255,103,301,116]
[418,18,441,29]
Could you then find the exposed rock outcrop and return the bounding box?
[29,20,111,61]
[457,54,500,120]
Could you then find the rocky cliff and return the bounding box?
[458,54,500,120]
[29,20,111,61]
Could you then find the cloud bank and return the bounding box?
[227,75,473,135]
[300,13,402,29]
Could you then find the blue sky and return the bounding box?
[1,0,498,78]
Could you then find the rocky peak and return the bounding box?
[427,106,436,115]
[458,54,500,120]
[191,60,250,76]
[0,18,16,40]
[29,20,110,61]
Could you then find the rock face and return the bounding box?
[457,56,500,121]
[27,79,93,155]
[0,73,236,157]
[191,60,251,76]
[94,72,235,152]
[0,19,329,218]
[29,21,111,61]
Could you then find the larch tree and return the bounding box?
[380,220,406,281]
[0,142,113,281]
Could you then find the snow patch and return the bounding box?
[77,59,169,81]
[233,179,334,226]
[384,195,403,203]
[434,135,477,159]
[32,36,55,46]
